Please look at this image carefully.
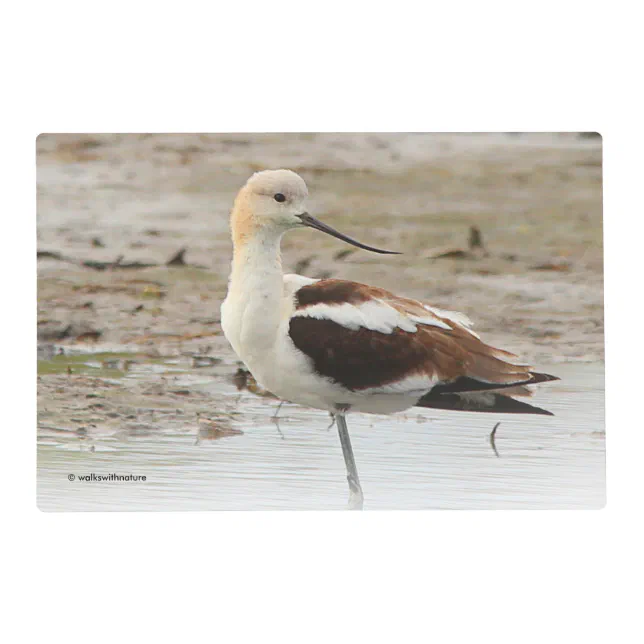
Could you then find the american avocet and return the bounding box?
[221,169,558,508]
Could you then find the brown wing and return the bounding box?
[289,279,558,393]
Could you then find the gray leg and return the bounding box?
[271,400,284,420]
[335,412,364,510]
[270,401,285,439]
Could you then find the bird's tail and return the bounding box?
[415,370,558,416]
[415,391,554,415]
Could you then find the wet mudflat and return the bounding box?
[37,133,604,510]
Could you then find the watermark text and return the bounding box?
[68,473,147,482]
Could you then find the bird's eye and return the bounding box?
[274,193,286,203]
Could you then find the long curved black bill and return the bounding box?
[297,213,400,255]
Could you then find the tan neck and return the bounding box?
[230,231,283,279]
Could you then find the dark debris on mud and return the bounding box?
[37,247,208,271]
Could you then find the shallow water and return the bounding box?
[37,362,604,511]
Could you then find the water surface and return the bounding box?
[37,362,604,510]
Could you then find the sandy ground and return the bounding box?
[37,133,603,431]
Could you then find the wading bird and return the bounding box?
[221,170,558,509]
